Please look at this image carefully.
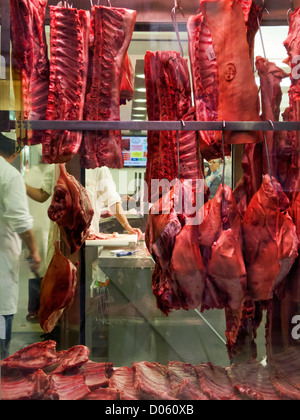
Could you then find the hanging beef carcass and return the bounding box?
[48,164,94,254]
[243,175,299,302]
[144,51,204,204]
[39,243,78,334]
[187,0,262,160]
[80,6,136,169]
[42,6,90,164]
[10,0,49,146]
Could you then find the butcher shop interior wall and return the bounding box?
[1,0,300,402]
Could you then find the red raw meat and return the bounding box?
[199,0,262,145]
[81,361,114,390]
[199,184,246,311]
[144,51,203,203]
[278,9,300,201]
[109,366,140,400]
[80,6,136,169]
[10,0,49,146]
[243,175,299,301]
[187,1,261,159]
[289,193,300,301]
[195,363,239,400]
[84,388,119,400]
[42,6,90,164]
[52,346,89,374]
[269,347,300,394]
[133,362,177,400]
[174,379,209,400]
[256,57,289,177]
[227,359,280,400]
[120,53,135,105]
[46,370,90,400]
[39,243,78,333]
[1,341,58,372]
[48,164,94,254]
[1,369,50,401]
[166,361,209,400]
[170,223,205,310]
[146,181,198,314]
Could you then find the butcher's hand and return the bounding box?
[28,250,41,273]
[124,223,144,241]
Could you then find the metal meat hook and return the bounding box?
[171,0,185,57]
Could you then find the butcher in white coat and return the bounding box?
[0,133,41,359]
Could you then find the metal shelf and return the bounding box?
[11,120,300,132]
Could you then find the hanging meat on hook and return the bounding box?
[198,183,247,351]
[256,57,289,178]
[10,0,49,146]
[42,6,90,164]
[80,6,136,169]
[243,175,299,302]
[39,242,78,334]
[278,7,300,202]
[48,164,94,254]
[144,50,205,204]
[188,0,262,161]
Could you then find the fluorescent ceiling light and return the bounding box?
[133,107,147,111]
[136,87,146,93]
[134,99,147,103]
[132,114,146,117]
[136,74,145,79]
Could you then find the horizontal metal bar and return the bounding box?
[11,120,300,132]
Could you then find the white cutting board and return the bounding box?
[85,234,138,248]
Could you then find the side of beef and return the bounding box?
[38,242,78,334]
[80,6,136,169]
[42,6,90,164]
[10,0,49,146]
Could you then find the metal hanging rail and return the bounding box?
[12,120,300,132]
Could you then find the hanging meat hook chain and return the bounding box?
[171,0,184,58]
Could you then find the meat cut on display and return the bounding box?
[2,341,300,400]
[38,243,78,334]
[10,0,49,146]
[80,5,136,169]
[144,50,204,204]
[42,6,90,164]
[48,164,94,254]
[243,175,299,302]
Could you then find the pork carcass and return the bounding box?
[42,6,90,164]
[80,6,136,169]
[38,242,78,334]
[10,0,49,146]
[48,164,94,254]
[197,0,262,145]
[243,175,299,301]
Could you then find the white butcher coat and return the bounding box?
[0,156,33,316]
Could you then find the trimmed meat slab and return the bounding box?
[80,6,136,169]
[43,6,90,164]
